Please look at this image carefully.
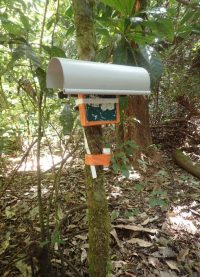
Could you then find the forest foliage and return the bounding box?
[0,0,199,157]
[0,0,200,276]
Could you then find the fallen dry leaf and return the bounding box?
[127,238,153,247]
[124,272,136,277]
[141,216,159,226]
[151,247,176,258]
[110,229,122,248]
[140,218,150,226]
[159,270,178,277]
[112,260,127,269]
[148,256,160,268]
[177,248,189,262]
[165,260,180,272]
[81,248,87,263]
[114,224,158,234]
[75,234,87,240]
[15,260,32,277]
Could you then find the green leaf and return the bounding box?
[156,19,174,42]
[113,40,128,64]
[65,25,75,37]
[149,54,164,83]
[12,44,40,66]
[101,0,136,16]
[59,104,74,135]
[119,96,128,119]
[19,13,31,30]
[111,210,120,221]
[128,32,156,45]
[42,45,66,58]
[2,19,25,36]
[142,18,174,42]
[51,46,66,57]
[124,208,140,218]
[149,198,167,208]
[137,46,164,84]
[35,67,48,92]
[135,182,143,193]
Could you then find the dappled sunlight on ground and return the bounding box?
[117,169,141,181]
[9,154,73,172]
[165,202,200,235]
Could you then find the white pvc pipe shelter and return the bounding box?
[46,58,150,95]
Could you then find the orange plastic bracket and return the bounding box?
[85,154,111,166]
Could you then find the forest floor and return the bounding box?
[0,117,200,277]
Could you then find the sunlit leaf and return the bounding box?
[0,234,10,255]
[15,260,32,277]
[127,238,153,247]
[101,0,136,16]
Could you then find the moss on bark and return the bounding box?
[72,1,111,276]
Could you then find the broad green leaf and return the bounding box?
[149,55,164,83]
[138,46,163,84]
[101,0,136,16]
[51,46,66,57]
[43,45,66,58]
[59,104,74,135]
[19,13,31,30]
[119,96,128,119]
[113,40,128,64]
[2,19,25,36]
[149,198,167,208]
[65,25,75,37]
[127,32,156,45]
[12,44,40,66]
[142,18,174,42]
[156,19,174,42]
[35,67,48,92]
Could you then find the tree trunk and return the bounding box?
[72,1,110,276]
[125,0,152,151]
[125,95,152,148]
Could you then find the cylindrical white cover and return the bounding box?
[46,58,150,95]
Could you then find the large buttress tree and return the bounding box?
[72,1,110,276]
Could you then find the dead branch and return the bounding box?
[172,149,200,179]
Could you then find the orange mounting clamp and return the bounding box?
[85,154,111,166]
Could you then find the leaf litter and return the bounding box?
[0,150,200,276]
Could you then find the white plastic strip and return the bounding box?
[83,130,97,179]
[75,97,119,106]
[103,148,111,171]
[64,88,150,95]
